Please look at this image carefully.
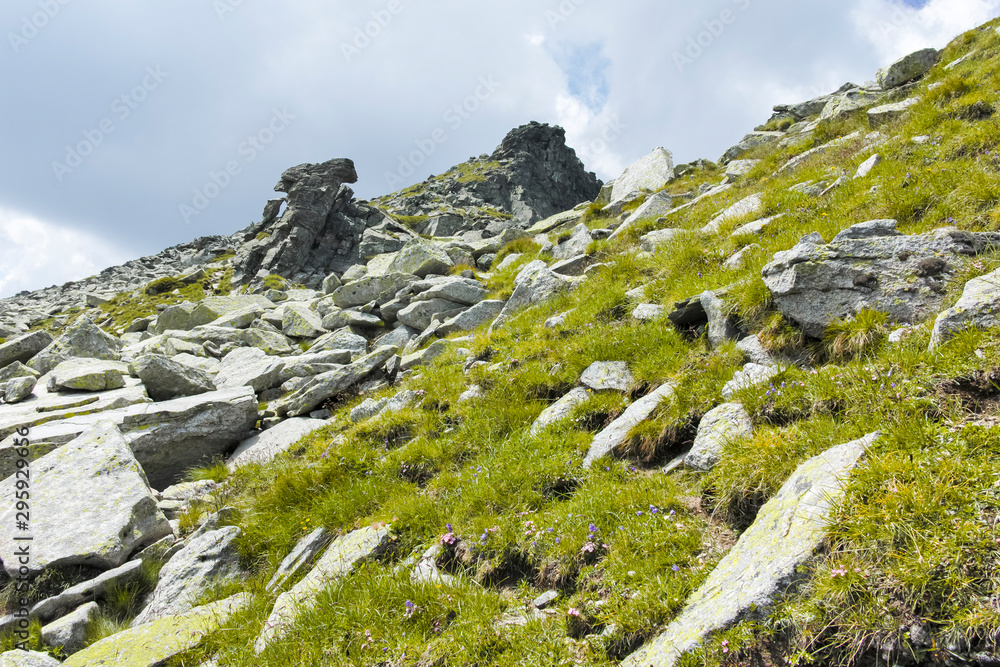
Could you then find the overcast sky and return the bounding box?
[0,0,996,297]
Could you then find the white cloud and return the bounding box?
[852,0,1000,60]
[0,210,129,297]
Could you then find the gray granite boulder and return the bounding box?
[31,560,144,622]
[930,267,1000,348]
[46,358,129,393]
[762,222,1000,338]
[437,300,506,335]
[228,417,328,469]
[266,528,331,593]
[583,384,676,468]
[623,433,878,667]
[610,148,674,203]
[552,223,593,261]
[215,347,284,393]
[877,48,939,89]
[529,387,590,436]
[132,527,245,625]
[0,331,53,369]
[282,302,326,339]
[0,421,171,576]
[0,651,61,667]
[489,261,579,333]
[333,273,414,308]
[868,98,919,128]
[722,363,781,399]
[685,403,753,471]
[397,299,467,331]
[387,239,454,278]
[29,317,120,375]
[278,346,398,417]
[702,194,765,234]
[580,361,633,392]
[411,276,489,306]
[40,601,97,655]
[2,377,35,404]
[640,228,686,253]
[134,354,217,401]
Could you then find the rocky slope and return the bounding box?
[1,19,1000,667]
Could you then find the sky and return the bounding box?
[0,0,997,298]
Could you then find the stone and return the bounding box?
[215,347,284,393]
[610,147,675,203]
[762,223,1000,338]
[529,387,590,436]
[0,362,39,385]
[278,349,355,382]
[322,272,342,294]
[397,299,467,331]
[32,561,143,622]
[640,228,686,253]
[375,324,421,350]
[736,335,776,367]
[719,132,784,164]
[702,194,765,234]
[388,239,454,278]
[254,525,392,653]
[309,329,368,357]
[732,213,784,238]
[622,433,878,667]
[701,291,743,347]
[0,421,171,576]
[818,87,884,121]
[533,590,560,610]
[527,208,586,234]
[582,384,676,468]
[489,261,579,333]
[40,601,98,655]
[206,304,264,329]
[495,253,524,272]
[46,358,128,393]
[868,98,920,128]
[553,223,593,261]
[723,244,761,270]
[930,267,1000,348]
[349,390,419,423]
[633,304,667,321]
[282,302,326,339]
[0,651,61,667]
[266,527,331,593]
[228,418,328,469]
[133,527,245,625]
[411,544,458,586]
[458,385,484,403]
[2,377,35,404]
[877,48,939,89]
[278,346,398,417]
[0,331,53,368]
[779,131,863,173]
[322,309,383,330]
[854,153,881,179]
[133,354,216,401]
[333,273,415,308]
[243,327,294,356]
[29,317,120,375]
[580,361,633,392]
[152,302,200,334]
[550,255,590,276]
[685,403,753,471]
[722,363,781,399]
[63,593,249,667]
[437,300,506,336]
[411,277,489,306]
[724,159,760,183]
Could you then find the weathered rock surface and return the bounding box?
[877,48,939,89]
[134,354,217,401]
[40,601,97,655]
[580,361,633,392]
[583,384,675,468]
[762,222,1000,337]
[0,421,170,576]
[684,403,753,471]
[553,223,593,261]
[490,261,579,332]
[254,525,392,653]
[0,651,61,667]
[0,331,53,369]
[133,526,245,625]
[437,300,506,335]
[31,560,144,622]
[228,418,328,469]
[215,347,284,393]
[640,228,686,253]
[333,273,414,308]
[722,363,781,399]
[867,97,920,128]
[278,346,397,417]
[29,317,120,375]
[623,433,878,667]
[611,148,674,203]
[702,194,765,234]
[63,593,249,667]
[530,387,590,436]
[2,377,35,404]
[281,302,326,339]
[47,358,129,392]
[397,298,466,331]
[266,527,331,593]
[930,267,1000,348]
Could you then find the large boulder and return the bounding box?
[40,601,97,655]
[580,361,633,392]
[387,239,454,278]
[582,384,676,468]
[2,377,35,404]
[489,261,579,333]
[0,421,171,576]
[133,354,216,401]
[930,267,1000,348]
[610,148,675,203]
[132,527,245,625]
[552,223,593,261]
[623,433,878,667]
[762,222,1000,338]
[214,347,284,393]
[608,191,675,241]
[277,346,398,417]
[0,651,61,667]
[684,403,753,471]
[437,300,506,336]
[877,48,939,89]
[397,299,466,331]
[702,194,765,234]
[333,273,415,308]
[228,418,328,469]
[867,97,920,128]
[254,525,392,653]
[282,302,326,339]
[0,331,53,369]
[266,528,331,593]
[46,359,129,393]
[410,276,489,306]
[28,317,120,375]
[719,132,783,164]
[30,560,144,622]
[63,593,249,667]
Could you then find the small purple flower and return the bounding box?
[446,523,452,532]
[636,511,643,516]
[672,565,680,572]
[589,523,598,533]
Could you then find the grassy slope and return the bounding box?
[16,21,1000,667]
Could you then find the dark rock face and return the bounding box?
[376,122,601,227]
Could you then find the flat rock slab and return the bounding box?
[580,361,634,392]
[702,194,765,235]
[0,421,171,576]
[762,223,1000,338]
[611,147,674,203]
[684,403,753,471]
[489,261,579,333]
[228,418,328,469]
[931,267,1000,348]
[132,527,244,625]
[266,527,331,593]
[30,560,144,622]
[0,651,61,667]
[623,433,878,667]
[278,346,398,418]
[215,347,284,393]
[47,358,129,393]
[63,593,249,667]
[134,354,216,401]
[40,601,97,655]
[438,300,506,336]
[7,387,258,490]
[530,387,590,436]
[583,384,675,468]
[0,331,53,369]
[254,525,392,653]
